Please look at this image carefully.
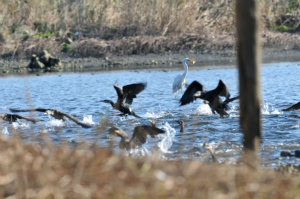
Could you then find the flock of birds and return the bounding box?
[1,58,300,162]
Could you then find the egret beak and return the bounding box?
[194,93,201,97]
[189,59,196,64]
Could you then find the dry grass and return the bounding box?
[0,0,299,59]
[0,133,298,198]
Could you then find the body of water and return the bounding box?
[1,62,300,168]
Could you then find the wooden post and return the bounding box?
[236,0,261,168]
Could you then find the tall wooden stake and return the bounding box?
[236,0,261,168]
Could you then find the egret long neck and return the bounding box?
[182,61,188,77]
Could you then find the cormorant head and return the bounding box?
[101,100,114,106]
[45,110,54,115]
[205,144,213,152]
[194,92,201,98]
[149,120,156,126]
[176,120,184,126]
[109,126,125,138]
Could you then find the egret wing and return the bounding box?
[180,81,204,106]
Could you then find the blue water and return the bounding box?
[1,62,300,168]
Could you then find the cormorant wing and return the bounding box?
[13,114,39,123]
[180,81,204,106]
[2,113,39,123]
[131,125,165,145]
[58,111,92,128]
[215,80,230,99]
[8,108,49,113]
[113,81,123,98]
[223,96,239,105]
[282,101,300,111]
[123,83,147,105]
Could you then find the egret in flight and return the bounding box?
[172,58,196,96]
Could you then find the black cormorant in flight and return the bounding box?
[180,80,239,117]
[0,113,39,123]
[101,81,147,118]
[109,124,165,150]
[8,108,92,128]
[282,101,300,111]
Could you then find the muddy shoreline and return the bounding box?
[1,47,300,76]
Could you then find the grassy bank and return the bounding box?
[0,0,300,60]
[0,134,299,198]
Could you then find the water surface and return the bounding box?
[1,62,300,168]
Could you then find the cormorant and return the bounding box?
[101,81,147,118]
[8,108,92,128]
[180,80,239,117]
[176,120,185,132]
[205,144,219,163]
[0,113,39,123]
[109,125,165,150]
[282,101,300,111]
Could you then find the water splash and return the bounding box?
[143,110,174,119]
[194,104,212,115]
[261,102,281,115]
[2,127,9,135]
[158,122,176,153]
[12,122,29,129]
[82,115,95,125]
[45,119,65,127]
[128,147,151,158]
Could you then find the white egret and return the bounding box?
[172,58,196,95]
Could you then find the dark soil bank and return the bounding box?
[1,31,300,75]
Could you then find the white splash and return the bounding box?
[82,115,95,125]
[12,122,29,129]
[45,119,65,127]
[2,127,9,135]
[128,147,151,157]
[143,110,174,119]
[261,103,281,115]
[158,122,176,153]
[194,103,212,115]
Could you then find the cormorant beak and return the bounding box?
[115,130,122,136]
[194,92,201,97]
[189,59,196,64]
[100,100,107,103]
[149,120,156,126]
[205,145,213,151]
[44,110,52,115]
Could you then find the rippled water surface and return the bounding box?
[1,62,300,168]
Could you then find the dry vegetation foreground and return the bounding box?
[0,134,298,199]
